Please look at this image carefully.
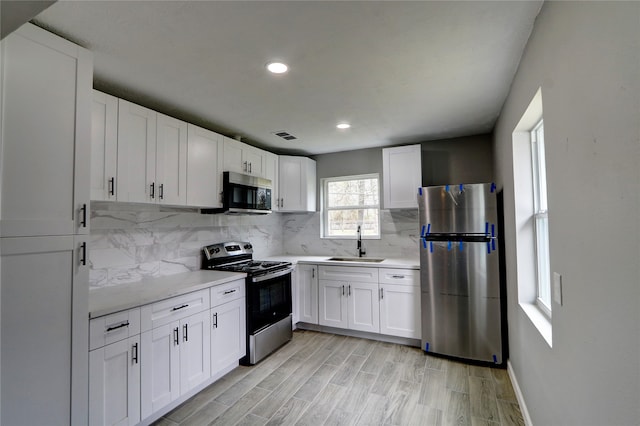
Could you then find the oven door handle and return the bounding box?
[251,268,293,283]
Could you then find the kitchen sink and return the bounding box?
[327,257,385,263]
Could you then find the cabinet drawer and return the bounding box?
[211,278,245,307]
[318,265,378,283]
[378,268,419,286]
[141,289,210,332]
[89,308,141,351]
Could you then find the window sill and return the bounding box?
[519,302,553,348]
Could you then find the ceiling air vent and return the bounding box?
[273,131,298,141]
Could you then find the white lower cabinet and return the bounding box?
[318,279,348,329]
[89,336,141,426]
[347,281,380,333]
[211,298,246,375]
[379,284,421,338]
[141,310,211,419]
[297,264,318,324]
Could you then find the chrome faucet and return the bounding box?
[357,225,366,257]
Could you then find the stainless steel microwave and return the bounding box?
[202,171,272,214]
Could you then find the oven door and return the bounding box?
[248,269,292,334]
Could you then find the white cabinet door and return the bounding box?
[179,310,211,394]
[278,156,317,212]
[140,322,180,419]
[211,298,246,376]
[379,284,421,339]
[297,264,318,324]
[0,235,89,426]
[264,152,279,211]
[222,137,246,174]
[89,336,141,426]
[382,144,422,209]
[244,146,264,176]
[0,24,92,237]
[117,100,157,203]
[318,280,348,329]
[347,282,380,333]
[156,114,188,206]
[91,91,118,201]
[186,124,223,208]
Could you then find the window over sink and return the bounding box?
[321,174,380,239]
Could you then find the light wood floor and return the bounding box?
[153,330,524,426]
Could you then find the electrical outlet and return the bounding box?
[553,272,563,306]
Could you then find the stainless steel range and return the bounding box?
[201,242,293,365]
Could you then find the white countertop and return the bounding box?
[89,270,247,319]
[263,255,420,269]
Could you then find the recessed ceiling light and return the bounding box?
[266,62,288,74]
[336,123,351,129]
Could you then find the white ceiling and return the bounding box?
[32,1,542,155]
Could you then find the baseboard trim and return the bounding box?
[296,322,421,347]
[507,360,533,426]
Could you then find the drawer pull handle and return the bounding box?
[132,343,138,364]
[172,304,189,311]
[106,321,129,332]
[392,275,405,279]
[223,289,237,295]
[174,327,179,345]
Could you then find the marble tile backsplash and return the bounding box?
[89,202,285,288]
[282,209,420,259]
[89,202,419,289]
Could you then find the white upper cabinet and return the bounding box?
[263,152,279,211]
[156,114,188,205]
[278,156,316,212]
[1,23,92,237]
[186,124,224,208]
[223,137,265,177]
[382,144,422,209]
[91,91,118,201]
[117,100,187,205]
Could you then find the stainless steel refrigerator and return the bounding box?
[419,183,503,364]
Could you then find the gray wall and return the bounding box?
[494,2,639,424]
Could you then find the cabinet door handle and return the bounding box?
[174,327,179,345]
[249,162,252,173]
[183,323,188,342]
[80,242,87,266]
[342,285,345,296]
[108,177,115,196]
[150,182,155,199]
[106,321,129,332]
[380,288,384,299]
[213,312,218,329]
[159,184,164,200]
[281,198,284,208]
[132,342,138,364]
[79,203,87,228]
[312,268,315,279]
[243,161,248,172]
[348,285,351,296]
[171,304,189,311]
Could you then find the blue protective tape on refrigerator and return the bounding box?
[447,241,452,251]
[419,187,423,196]
[459,183,464,192]
[425,342,430,352]
[492,239,496,251]
[485,222,489,236]
[423,239,427,249]
[491,224,495,237]
[459,241,464,252]
[493,354,498,364]
[430,242,434,253]
[487,241,491,254]
[421,225,426,237]
[427,223,431,235]
[490,182,496,193]
[445,184,450,192]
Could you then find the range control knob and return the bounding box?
[244,244,252,250]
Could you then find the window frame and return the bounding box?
[321,173,381,239]
[531,119,551,318]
